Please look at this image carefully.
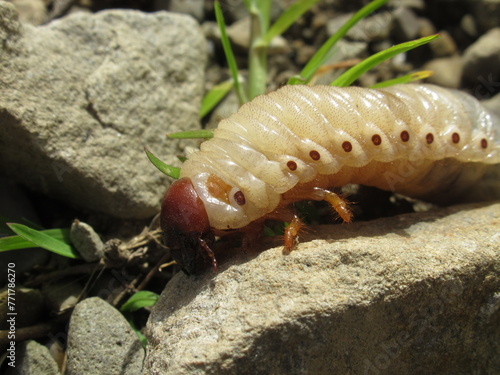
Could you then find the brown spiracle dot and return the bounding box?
[287,160,297,171]
[481,138,488,149]
[426,133,434,144]
[371,134,382,146]
[233,191,246,205]
[309,150,321,160]
[451,132,460,144]
[400,131,410,142]
[342,141,352,152]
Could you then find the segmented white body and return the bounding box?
[181,84,500,230]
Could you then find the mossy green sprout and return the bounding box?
[147,0,438,178]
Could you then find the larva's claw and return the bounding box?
[283,215,304,253]
[198,238,218,272]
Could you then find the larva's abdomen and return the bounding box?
[181,84,500,230]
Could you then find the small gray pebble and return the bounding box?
[70,220,105,262]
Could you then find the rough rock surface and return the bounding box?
[5,340,60,375]
[145,202,500,375]
[0,2,206,219]
[66,297,144,375]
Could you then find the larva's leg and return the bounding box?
[280,189,353,251]
[283,215,304,253]
[264,208,304,252]
[283,187,352,223]
[317,188,353,223]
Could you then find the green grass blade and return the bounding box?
[6,223,79,259]
[144,147,180,179]
[0,228,71,251]
[200,79,234,118]
[247,0,271,100]
[255,0,271,25]
[370,70,434,88]
[258,0,320,46]
[1,215,45,235]
[0,235,34,251]
[215,1,247,105]
[167,130,214,139]
[120,291,159,313]
[331,34,439,87]
[289,0,389,85]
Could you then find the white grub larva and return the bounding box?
[161,84,500,274]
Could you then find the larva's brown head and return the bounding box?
[160,177,216,275]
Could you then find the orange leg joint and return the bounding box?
[277,187,352,252]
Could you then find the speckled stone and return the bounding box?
[145,202,500,375]
[66,297,144,375]
[0,3,206,219]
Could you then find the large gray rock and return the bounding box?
[0,2,206,219]
[66,297,144,375]
[145,202,500,375]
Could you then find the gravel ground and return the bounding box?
[1,0,499,373]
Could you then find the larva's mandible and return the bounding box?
[161,84,500,274]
